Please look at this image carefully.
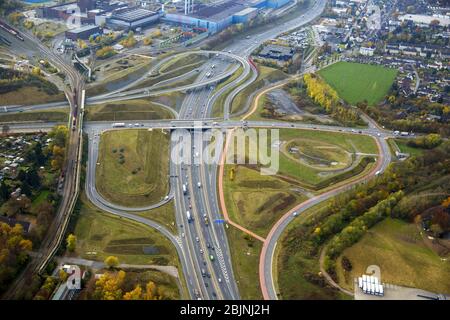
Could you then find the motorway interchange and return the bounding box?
[0,0,396,300]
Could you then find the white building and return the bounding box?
[360,46,375,56]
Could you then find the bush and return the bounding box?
[341,256,352,272]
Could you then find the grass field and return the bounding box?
[96,129,170,207]
[277,129,378,186]
[136,201,177,235]
[151,92,185,112]
[335,218,450,294]
[159,54,207,74]
[319,62,397,106]
[212,66,244,118]
[231,65,287,115]
[223,164,307,237]
[225,225,263,299]
[86,99,174,121]
[394,139,425,157]
[73,194,179,267]
[0,87,65,106]
[0,108,68,123]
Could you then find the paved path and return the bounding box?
[56,256,180,278]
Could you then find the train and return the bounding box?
[0,20,25,41]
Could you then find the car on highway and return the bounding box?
[293,211,299,217]
[209,254,215,261]
[195,236,199,242]
[200,249,204,254]
[218,278,222,283]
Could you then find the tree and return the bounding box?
[94,270,125,300]
[0,182,10,202]
[144,281,157,300]
[104,256,119,268]
[143,37,153,46]
[431,209,450,231]
[430,224,443,237]
[59,269,69,282]
[2,124,10,136]
[32,67,41,76]
[123,285,142,300]
[0,223,32,292]
[66,234,77,252]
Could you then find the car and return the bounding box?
[212,292,216,297]
[205,283,209,287]
[200,249,204,254]
[210,255,215,261]
[206,242,210,248]
[181,232,185,237]
[195,236,199,242]
[291,124,295,127]
[203,260,207,265]
[218,278,222,283]
[293,211,299,217]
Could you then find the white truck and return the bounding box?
[112,122,126,128]
[182,184,187,194]
[186,211,192,222]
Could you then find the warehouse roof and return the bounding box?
[112,7,158,22]
[191,1,245,22]
[66,24,99,34]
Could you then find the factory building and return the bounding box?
[233,7,258,24]
[266,0,291,8]
[163,0,290,34]
[65,24,101,40]
[106,7,160,30]
[164,0,262,34]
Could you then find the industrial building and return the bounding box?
[258,44,294,60]
[163,0,271,34]
[105,7,160,30]
[65,24,101,40]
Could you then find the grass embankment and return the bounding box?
[134,59,204,91]
[223,164,307,237]
[86,99,174,121]
[394,139,425,157]
[230,65,287,115]
[0,108,68,123]
[72,194,178,267]
[211,66,244,118]
[335,218,450,294]
[226,226,263,300]
[96,129,170,208]
[276,199,352,299]
[87,58,154,96]
[318,62,398,106]
[159,53,207,74]
[0,87,65,106]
